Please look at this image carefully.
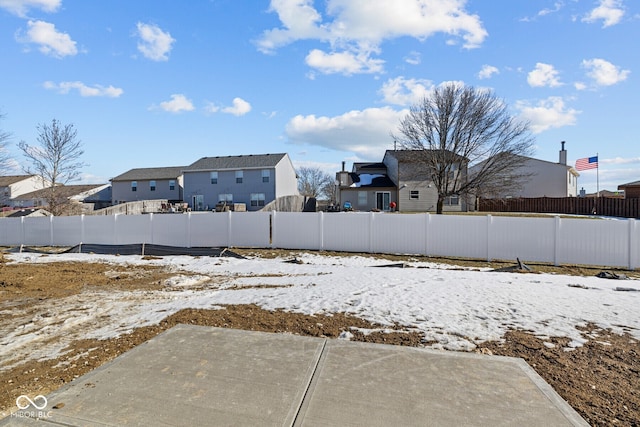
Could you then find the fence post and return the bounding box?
[318,211,324,251]
[486,214,492,262]
[423,213,430,256]
[113,214,118,245]
[227,210,233,248]
[270,211,276,248]
[186,211,192,248]
[50,214,54,246]
[629,219,637,270]
[554,215,561,266]
[81,214,85,245]
[369,212,375,253]
[20,216,25,246]
[149,213,154,245]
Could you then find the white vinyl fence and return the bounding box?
[1,211,638,269]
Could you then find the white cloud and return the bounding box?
[205,98,252,116]
[601,157,640,166]
[43,81,123,98]
[477,64,499,80]
[155,94,195,113]
[379,77,434,106]
[574,82,587,91]
[285,106,408,160]
[257,0,487,75]
[0,0,60,17]
[520,1,563,22]
[527,63,562,88]
[515,96,579,133]
[18,20,77,58]
[404,51,421,65]
[305,49,384,75]
[222,98,252,116]
[136,22,175,61]
[582,0,625,28]
[581,58,630,86]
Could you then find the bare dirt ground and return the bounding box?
[0,250,638,426]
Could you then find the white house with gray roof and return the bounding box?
[111,166,184,205]
[182,153,298,211]
[0,175,48,207]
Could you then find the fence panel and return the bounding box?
[489,216,556,263]
[0,217,24,246]
[371,213,427,255]
[556,218,630,267]
[427,215,488,259]
[322,212,372,253]
[52,216,84,246]
[228,212,271,248]
[272,212,322,250]
[113,215,152,244]
[23,216,52,246]
[188,213,231,247]
[82,215,116,244]
[150,213,190,247]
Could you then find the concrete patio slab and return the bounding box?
[0,325,588,426]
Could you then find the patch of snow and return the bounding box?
[1,252,639,365]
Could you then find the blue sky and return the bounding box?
[0,0,638,194]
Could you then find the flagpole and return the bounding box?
[596,152,599,198]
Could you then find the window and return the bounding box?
[150,180,156,191]
[358,191,367,206]
[444,195,460,206]
[262,169,270,183]
[169,180,176,191]
[210,172,218,184]
[235,170,243,184]
[131,181,137,192]
[250,193,265,207]
[410,190,419,200]
[218,193,233,203]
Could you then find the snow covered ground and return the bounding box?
[2,251,639,368]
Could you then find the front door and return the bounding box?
[192,195,204,211]
[376,192,390,211]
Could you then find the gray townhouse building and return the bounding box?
[182,153,299,211]
[111,166,184,205]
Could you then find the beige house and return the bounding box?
[383,150,469,213]
[335,150,469,213]
[472,142,579,199]
[335,162,397,211]
[0,175,48,207]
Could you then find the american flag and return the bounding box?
[575,156,598,171]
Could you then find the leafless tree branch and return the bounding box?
[18,119,87,215]
[393,83,534,213]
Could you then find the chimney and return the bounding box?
[341,161,346,172]
[559,141,567,165]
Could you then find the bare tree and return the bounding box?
[393,83,534,213]
[297,166,335,200]
[0,112,12,174]
[19,119,87,215]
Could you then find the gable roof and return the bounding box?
[384,149,468,163]
[7,208,51,218]
[111,166,185,182]
[347,173,395,188]
[184,153,288,171]
[12,184,109,200]
[0,175,36,186]
[619,180,640,188]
